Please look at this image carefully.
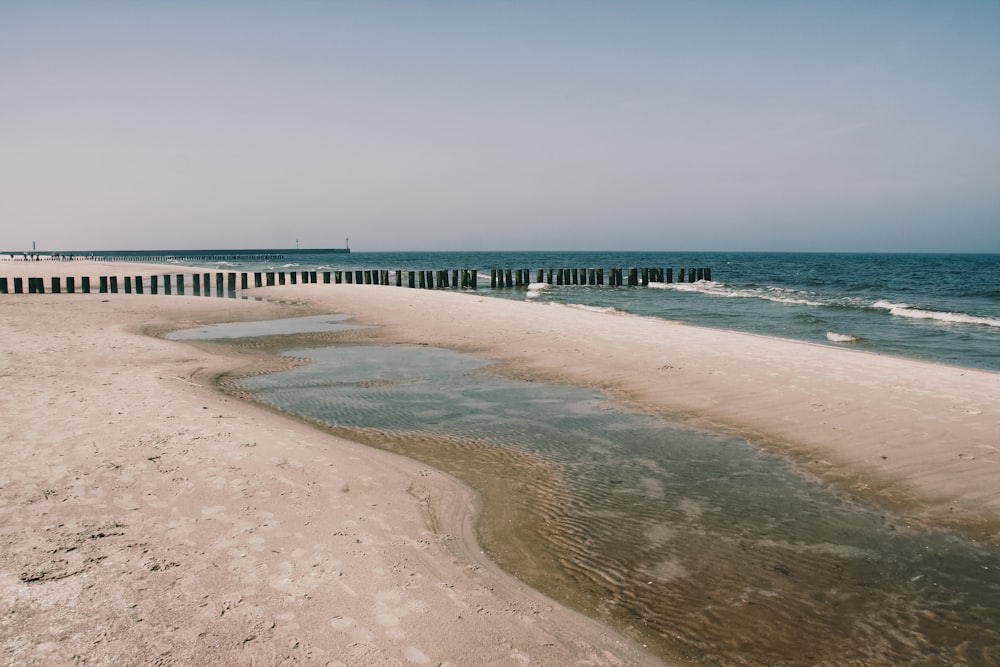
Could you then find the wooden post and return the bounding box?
[310,271,317,284]
[241,273,248,290]
[133,276,142,294]
[203,273,211,295]
[228,272,237,294]
[51,277,61,294]
[354,270,362,284]
[67,277,76,293]
[0,278,7,294]
[124,276,132,294]
[290,271,297,284]
[193,274,201,295]
[82,277,91,294]
[255,272,263,288]
[323,271,331,284]
[278,272,286,285]
[408,270,415,288]
[216,272,224,296]
[176,274,184,295]
[688,268,696,283]
[13,277,23,294]
[419,271,426,288]
[677,268,685,283]
[705,267,712,281]
[395,270,402,286]
[641,268,649,286]
[334,271,342,284]
[163,274,172,295]
[110,276,118,293]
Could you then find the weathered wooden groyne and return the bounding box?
[1,266,712,297]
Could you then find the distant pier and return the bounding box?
[0,247,351,263]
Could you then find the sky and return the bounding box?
[1,1,998,253]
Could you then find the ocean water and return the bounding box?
[158,251,1000,372]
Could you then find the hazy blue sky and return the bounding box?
[2,1,998,252]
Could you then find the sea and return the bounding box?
[160,250,1000,372]
[158,250,1000,666]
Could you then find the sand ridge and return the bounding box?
[261,282,1000,544]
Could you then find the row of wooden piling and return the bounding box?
[1,267,712,296]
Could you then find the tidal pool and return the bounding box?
[167,316,1000,665]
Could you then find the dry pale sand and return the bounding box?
[1,262,664,666]
[3,260,999,665]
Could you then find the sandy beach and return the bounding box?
[1,261,663,666]
[3,260,999,665]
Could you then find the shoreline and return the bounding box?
[5,260,999,540]
[1,281,664,665]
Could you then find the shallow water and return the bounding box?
[229,340,1000,666]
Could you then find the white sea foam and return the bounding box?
[826,332,859,343]
[653,280,825,307]
[873,300,1000,328]
[566,303,621,315]
[526,282,549,299]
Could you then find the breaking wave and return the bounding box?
[826,332,860,343]
[872,300,1000,328]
